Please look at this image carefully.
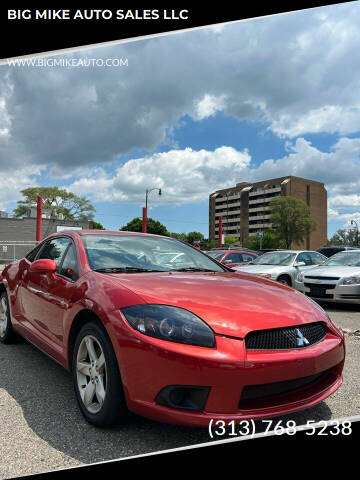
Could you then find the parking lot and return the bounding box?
[0,302,359,479]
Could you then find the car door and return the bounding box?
[20,237,75,346]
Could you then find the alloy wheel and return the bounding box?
[76,335,107,414]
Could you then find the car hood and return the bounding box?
[302,265,360,278]
[233,264,289,275]
[105,271,328,338]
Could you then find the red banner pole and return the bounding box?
[36,196,43,243]
[142,207,147,233]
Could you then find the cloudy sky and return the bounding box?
[1,2,360,237]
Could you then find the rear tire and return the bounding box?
[277,275,292,287]
[72,320,128,427]
[0,291,16,344]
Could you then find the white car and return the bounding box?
[295,249,360,304]
[233,250,326,287]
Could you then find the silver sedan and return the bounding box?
[295,249,360,304]
[233,250,326,287]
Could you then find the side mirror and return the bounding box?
[224,259,233,264]
[30,259,57,273]
[294,261,306,267]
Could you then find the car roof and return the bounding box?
[207,249,257,254]
[318,245,357,249]
[49,230,168,238]
[261,250,317,254]
[328,248,360,252]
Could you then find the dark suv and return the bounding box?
[316,245,358,258]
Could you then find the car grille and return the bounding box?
[304,283,336,290]
[238,370,332,409]
[240,372,324,403]
[305,276,340,281]
[245,322,327,350]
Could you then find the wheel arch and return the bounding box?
[68,309,106,371]
[277,273,293,287]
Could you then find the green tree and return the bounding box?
[13,187,95,220]
[201,238,217,250]
[120,217,169,236]
[269,196,316,249]
[328,228,358,246]
[224,236,238,248]
[186,231,204,245]
[170,232,188,242]
[92,221,105,230]
[243,229,285,250]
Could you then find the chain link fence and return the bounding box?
[0,241,36,266]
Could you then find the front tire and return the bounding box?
[72,320,127,427]
[0,291,16,344]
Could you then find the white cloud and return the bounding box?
[192,94,227,120]
[0,164,42,211]
[64,136,360,212]
[329,195,360,208]
[2,3,360,174]
[269,105,360,138]
[67,146,251,204]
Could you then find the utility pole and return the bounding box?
[143,187,162,233]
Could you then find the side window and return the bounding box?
[241,253,256,262]
[26,243,43,262]
[59,243,79,281]
[309,252,325,265]
[296,252,312,266]
[225,253,241,263]
[37,237,71,271]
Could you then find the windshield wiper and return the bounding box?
[94,267,165,273]
[170,267,218,272]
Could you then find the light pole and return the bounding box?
[351,219,359,247]
[143,188,162,233]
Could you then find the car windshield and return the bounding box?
[251,251,296,266]
[206,251,225,261]
[82,234,225,272]
[325,251,360,266]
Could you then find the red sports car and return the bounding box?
[0,230,344,427]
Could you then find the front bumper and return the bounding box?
[109,311,345,427]
[295,279,360,304]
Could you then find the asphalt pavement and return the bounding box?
[0,303,359,478]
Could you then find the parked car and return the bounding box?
[0,231,344,427]
[295,249,360,304]
[233,250,327,287]
[205,249,258,268]
[317,245,358,258]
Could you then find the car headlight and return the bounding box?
[121,304,215,347]
[296,271,304,282]
[259,273,272,278]
[342,276,360,285]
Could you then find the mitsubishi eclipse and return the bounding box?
[0,231,345,427]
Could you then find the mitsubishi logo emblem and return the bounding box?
[295,328,309,346]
